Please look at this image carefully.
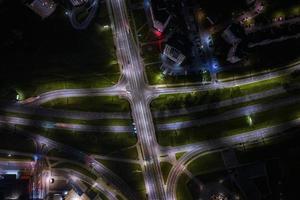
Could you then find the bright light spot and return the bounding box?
[15,90,24,101]
[247,115,253,126]
[70,175,78,181]
[155,73,164,82]
[92,182,98,187]
[5,192,20,200]
[154,30,163,38]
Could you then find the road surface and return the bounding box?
[165,118,300,200]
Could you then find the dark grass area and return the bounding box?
[42,96,131,112]
[146,63,205,85]
[154,92,298,124]
[235,132,300,200]
[19,126,137,156]
[187,152,225,175]
[100,160,146,199]
[0,128,35,153]
[246,39,300,70]
[151,76,287,111]
[160,162,173,183]
[176,173,193,200]
[0,0,119,99]
[181,133,300,199]
[217,39,300,80]
[193,0,247,24]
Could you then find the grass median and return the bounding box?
[19,126,137,157]
[160,162,173,183]
[156,102,300,146]
[176,173,193,200]
[151,76,288,111]
[100,160,146,199]
[42,96,130,113]
[187,152,225,176]
[154,92,298,124]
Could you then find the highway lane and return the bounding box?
[0,85,288,124]
[165,118,300,200]
[0,86,288,133]
[0,160,34,171]
[152,63,300,96]
[157,95,300,131]
[21,84,125,106]
[0,115,132,133]
[107,0,166,199]
[18,62,299,107]
[18,93,300,135]
[153,86,287,118]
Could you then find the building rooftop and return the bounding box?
[27,0,57,19]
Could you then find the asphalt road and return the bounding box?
[151,63,300,96]
[52,168,118,200]
[10,126,138,200]
[106,0,166,199]
[165,118,300,200]
[0,0,299,198]
[157,95,300,131]
[0,115,132,133]
[69,0,99,30]
[21,84,125,106]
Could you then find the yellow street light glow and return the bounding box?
[247,115,253,126]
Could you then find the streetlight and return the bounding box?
[246,115,253,126]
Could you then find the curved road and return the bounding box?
[165,119,300,200]
[21,84,125,106]
[6,126,139,200]
[0,0,298,199]
[69,0,99,30]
